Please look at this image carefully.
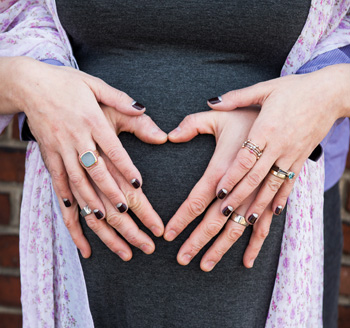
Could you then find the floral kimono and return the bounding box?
[1,1,350,327]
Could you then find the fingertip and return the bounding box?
[79,246,91,259]
[151,225,164,237]
[168,126,182,141]
[164,229,177,241]
[150,127,168,144]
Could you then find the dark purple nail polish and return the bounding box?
[222,205,233,217]
[208,96,222,105]
[94,209,104,220]
[131,101,145,111]
[63,198,71,208]
[275,206,283,215]
[247,213,258,225]
[116,203,128,213]
[217,189,228,200]
[131,178,141,189]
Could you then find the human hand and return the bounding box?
[58,106,167,258]
[207,64,347,240]
[10,57,167,257]
[164,108,267,271]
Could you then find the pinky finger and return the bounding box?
[53,181,92,259]
[271,161,304,215]
[242,207,274,268]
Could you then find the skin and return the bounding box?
[165,64,350,270]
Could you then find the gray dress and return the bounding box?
[56,1,310,327]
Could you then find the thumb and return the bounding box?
[120,114,168,144]
[207,80,274,111]
[83,73,146,116]
[168,111,217,143]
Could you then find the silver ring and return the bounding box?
[229,212,249,227]
[80,205,92,217]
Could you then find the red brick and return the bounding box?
[338,305,350,328]
[0,276,21,307]
[0,313,22,328]
[0,236,19,268]
[344,223,350,254]
[11,115,20,140]
[340,266,350,296]
[0,148,25,182]
[0,193,11,225]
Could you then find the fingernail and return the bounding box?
[93,209,104,220]
[63,198,71,207]
[275,206,283,215]
[208,96,222,104]
[164,230,176,241]
[117,251,129,261]
[131,101,145,111]
[140,244,153,254]
[116,203,128,213]
[131,178,141,189]
[203,261,216,271]
[247,213,259,225]
[181,254,192,265]
[151,225,162,237]
[168,126,181,138]
[222,205,233,217]
[248,258,255,268]
[217,189,228,200]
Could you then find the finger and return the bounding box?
[243,208,274,268]
[164,152,230,242]
[91,121,143,188]
[168,111,216,143]
[207,80,275,110]
[118,113,168,144]
[81,73,146,116]
[97,190,156,255]
[243,165,287,224]
[272,160,304,215]
[200,212,246,272]
[54,182,92,259]
[220,146,276,213]
[176,200,230,266]
[71,183,133,261]
[61,148,107,218]
[47,152,74,208]
[79,151,129,214]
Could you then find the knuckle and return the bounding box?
[89,167,107,183]
[227,226,242,242]
[68,172,84,186]
[124,229,139,245]
[183,114,196,126]
[237,153,256,172]
[85,217,100,232]
[257,227,270,240]
[189,241,203,253]
[214,247,226,258]
[106,147,121,164]
[50,169,67,184]
[187,196,207,217]
[125,191,142,212]
[63,217,74,230]
[106,213,124,229]
[203,221,223,237]
[246,171,262,188]
[266,178,282,193]
[228,193,244,209]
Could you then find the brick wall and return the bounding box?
[0,117,350,327]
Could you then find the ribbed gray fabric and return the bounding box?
[56,1,311,327]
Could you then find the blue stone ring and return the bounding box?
[79,150,99,169]
[270,165,295,180]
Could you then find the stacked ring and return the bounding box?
[80,205,92,217]
[79,150,100,169]
[270,165,295,180]
[242,139,263,160]
[229,212,249,227]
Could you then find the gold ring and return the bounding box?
[79,150,99,169]
[242,139,263,160]
[270,165,295,180]
[229,212,249,227]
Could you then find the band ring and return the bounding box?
[229,212,249,227]
[80,205,92,217]
[242,139,263,160]
[79,150,99,169]
[270,165,295,180]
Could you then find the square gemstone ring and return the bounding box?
[79,150,99,168]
